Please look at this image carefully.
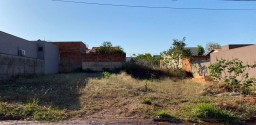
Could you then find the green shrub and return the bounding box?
[102,71,110,79]
[191,103,236,122]
[142,98,152,105]
[208,58,256,94]
[0,101,67,121]
[157,110,172,118]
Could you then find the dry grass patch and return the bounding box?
[2,72,254,123]
[79,72,206,119]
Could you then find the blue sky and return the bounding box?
[1,0,256,56]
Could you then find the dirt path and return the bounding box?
[0,119,192,125]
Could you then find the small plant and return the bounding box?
[157,110,172,118]
[191,103,236,122]
[145,82,148,92]
[142,98,152,105]
[102,71,110,79]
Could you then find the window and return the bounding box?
[38,47,43,52]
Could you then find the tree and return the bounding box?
[96,41,124,54]
[206,42,221,53]
[102,41,112,47]
[197,45,205,56]
[161,37,192,69]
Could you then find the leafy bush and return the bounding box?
[142,98,152,105]
[208,58,256,94]
[0,100,67,121]
[102,71,110,79]
[191,104,236,122]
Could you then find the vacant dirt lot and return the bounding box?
[1,72,256,124]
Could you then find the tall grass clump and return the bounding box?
[157,110,172,118]
[191,103,236,122]
[0,100,67,121]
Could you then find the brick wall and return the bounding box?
[51,42,88,72]
[50,42,126,72]
[82,53,126,71]
[83,53,126,62]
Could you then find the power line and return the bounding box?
[52,0,256,11]
[224,0,256,1]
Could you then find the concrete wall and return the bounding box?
[44,42,59,74]
[0,31,37,58]
[191,61,210,78]
[182,56,210,72]
[0,54,44,80]
[211,45,256,77]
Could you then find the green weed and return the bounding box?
[191,103,236,122]
[102,71,110,79]
[142,98,152,105]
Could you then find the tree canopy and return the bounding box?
[96,41,124,54]
[168,37,192,60]
[197,45,205,56]
[206,42,221,53]
[161,37,192,69]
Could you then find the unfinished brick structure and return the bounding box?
[51,42,126,72]
[51,42,88,72]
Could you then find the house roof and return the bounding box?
[222,44,254,51]
[186,47,198,56]
[0,31,31,43]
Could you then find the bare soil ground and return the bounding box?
[0,119,211,125]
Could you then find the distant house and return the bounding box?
[0,31,59,80]
[186,47,199,56]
